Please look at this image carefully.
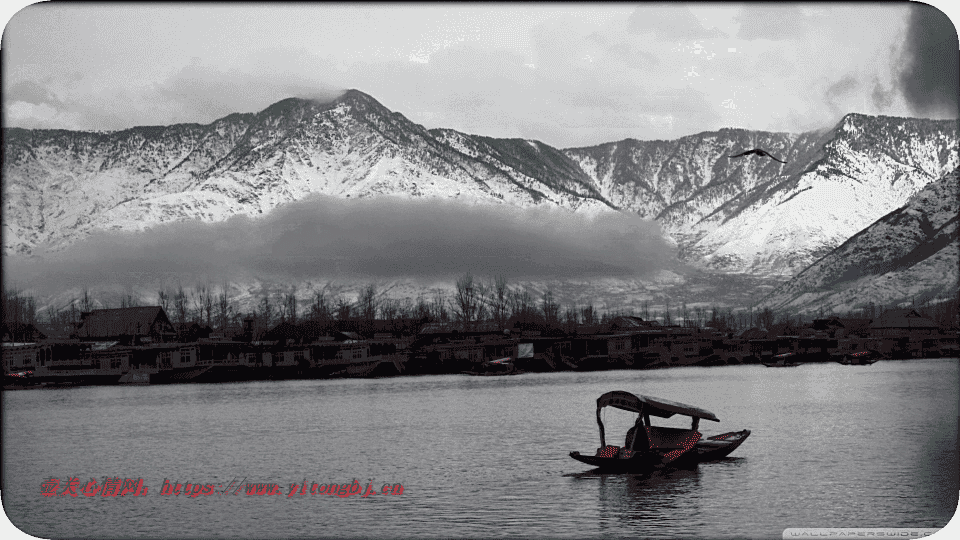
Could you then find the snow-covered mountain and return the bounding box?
[2,90,614,257]
[756,166,959,313]
[564,114,958,275]
[3,90,957,282]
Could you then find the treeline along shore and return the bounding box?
[3,274,958,389]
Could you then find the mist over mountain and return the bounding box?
[5,193,678,293]
[3,89,957,313]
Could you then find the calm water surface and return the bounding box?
[3,359,958,539]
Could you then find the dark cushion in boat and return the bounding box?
[646,426,701,449]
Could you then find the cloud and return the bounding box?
[735,5,808,41]
[4,195,680,299]
[824,74,860,116]
[627,5,727,40]
[897,3,960,118]
[5,79,61,106]
[2,56,347,131]
[871,78,894,111]
[152,58,346,124]
[606,42,659,70]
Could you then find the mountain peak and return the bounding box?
[255,89,377,117]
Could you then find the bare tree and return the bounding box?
[2,287,37,326]
[694,306,706,329]
[157,289,170,314]
[757,307,775,331]
[563,303,579,333]
[258,286,275,334]
[192,283,212,327]
[541,288,560,329]
[174,283,189,329]
[334,295,352,321]
[380,297,400,322]
[452,273,485,331]
[274,287,288,323]
[358,284,378,323]
[80,288,93,313]
[120,291,139,309]
[215,281,234,331]
[488,275,510,330]
[414,294,431,321]
[285,286,298,324]
[510,286,533,320]
[309,285,332,323]
[431,289,448,323]
[580,302,596,326]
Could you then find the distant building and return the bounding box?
[74,306,176,344]
[35,322,76,340]
[608,316,661,333]
[812,317,873,338]
[263,321,304,345]
[869,309,938,338]
[1,322,46,343]
[176,322,213,342]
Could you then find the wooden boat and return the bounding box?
[837,351,878,365]
[762,352,801,367]
[3,370,38,390]
[462,357,520,376]
[569,391,750,472]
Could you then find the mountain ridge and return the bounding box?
[3,91,957,285]
[757,166,959,313]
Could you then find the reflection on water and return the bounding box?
[2,359,957,539]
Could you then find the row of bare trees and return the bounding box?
[5,278,958,340]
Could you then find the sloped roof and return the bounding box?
[837,318,873,333]
[812,317,845,330]
[35,322,75,340]
[609,316,660,329]
[76,306,172,338]
[738,327,766,340]
[418,321,503,335]
[2,322,45,341]
[869,308,937,329]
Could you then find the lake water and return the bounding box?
[3,358,958,539]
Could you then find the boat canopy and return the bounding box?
[597,390,720,422]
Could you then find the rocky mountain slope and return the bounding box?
[3,90,957,281]
[564,114,958,275]
[2,90,614,257]
[756,166,959,313]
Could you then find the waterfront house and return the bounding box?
[813,317,873,338]
[869,309,938,339]
[75,306,176,344]
[263,321,306,346]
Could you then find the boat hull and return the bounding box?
[673,430,751,466]
[570,429,751,471]
[568,451,669,472]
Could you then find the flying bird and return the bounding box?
[727,148,787,163]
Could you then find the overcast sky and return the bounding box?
[3,2,958,148]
